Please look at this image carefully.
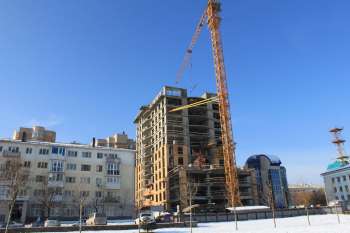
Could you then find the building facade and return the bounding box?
[13,126,56,143]
[0,127,135,223]
[94,132,136,150]
[245,154,290,208]
[321,161,350,205]
[134,86,258,212]
[321,127,350,206]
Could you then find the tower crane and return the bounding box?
[175,0,240,207]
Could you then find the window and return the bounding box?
[0,146,2,152]
[80,191,89,198]
[25,148,32,154]
[345,185,349,192]
[64,190,74,197]
[213,112,220,119]
[24,161,31,168]
[66,163,76,170]
[343,176,347,181]
[49,173,63,182]
[82,152,91,158]
[96,165,103,172]
[66,177,76,183]
[108,154,118,159]
[219,159,224,166]
[39,148,49,155]
[96,178,102,186]
[178,157,183,165]
[8,147,19,153]
[80,177,91,184]
[337,177,341,182]
[340,186,343,192]
[107,176,119,184]
[107,163,119,175]
[97,153,103,159]
[67,150,78,157]
[36,175,45,182]
[96,191,102,198]
[334,187,337,193]
[332,178,335,184]
[178,146,183,155]
[81,164,91,171]
[50,160,64,172]
[341,195,345,200]
[37,162,48,169]
[52,147,65,156]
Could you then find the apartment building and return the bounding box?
[94,132,136,149]
[134,86,258,212]
[0,127,135,223]
[13,126,56,143]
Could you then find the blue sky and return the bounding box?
[1,0,350,184]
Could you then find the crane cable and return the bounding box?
[168,96,218,112]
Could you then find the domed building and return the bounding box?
[321,127,350,206]
[321,159,350,205]
[245,154,290,208]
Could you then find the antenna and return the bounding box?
[330,127,349,162]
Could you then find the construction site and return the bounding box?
[134,87,259,212]
[134,0,259,213]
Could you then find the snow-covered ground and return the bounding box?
[53,214,350,233]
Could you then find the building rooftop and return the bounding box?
[326,160,350,171]
[0,138,135,152]
[246,154,282,166]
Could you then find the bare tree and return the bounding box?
[0,157,29,233]
[36,177,62,218]
[70,184,90,233]
[266,181,276,228]
[187,180,198,233]
[294,191,313,225]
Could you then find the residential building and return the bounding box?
[0,126,135,223]
[13,126,56,143]
[245,154,290,208]
[134,86,258,212]
[94,132,136,149]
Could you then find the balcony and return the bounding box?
[52,195,63,202]
[2,150,20,157]
[104,196,120,203]
[48,180,64,188]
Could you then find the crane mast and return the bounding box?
[207,0,240,207]
[176,0,240,207]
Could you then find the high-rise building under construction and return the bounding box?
[134,86,258,211]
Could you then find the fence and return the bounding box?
[180,206,344,223]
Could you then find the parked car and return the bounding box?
[135,212,156,225]
[44,218,61,227]
[6,221,24,228]
[329,200,343,207]
[86,213,107,225]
